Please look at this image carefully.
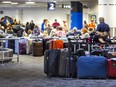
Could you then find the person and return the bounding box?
[93,32,109,43]
[80,28,90,39]
[55,27,66,37]
[45,24,52,35]
[88,19,96,29]
[41,19,48,32]
[83,20,88,29]
[25,22,31,33]
[0,25,4,34]
[33,25,40,36]
[52,19,60,28]
[62,21,68,32]
[97,17,110,39]
[30,20,35,30]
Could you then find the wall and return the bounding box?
[0,7,90,29]
[23,8,70,27]
[0,9,17,19]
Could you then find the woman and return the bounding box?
[80,28,90,39]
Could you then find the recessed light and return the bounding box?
[11,2,18,5]
[2,1,12,4]
[25,1,35,4]
[53,1,57,3]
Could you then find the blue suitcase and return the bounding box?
[77,56,107,79]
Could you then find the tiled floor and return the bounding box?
[0,55,116,87]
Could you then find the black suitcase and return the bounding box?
[44,49,60,77]
[7,40,15,53]
[91,50,108,56]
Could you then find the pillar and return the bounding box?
[98,0,116,27]
[70,1,83,30]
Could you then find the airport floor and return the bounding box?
[0,55,116,87]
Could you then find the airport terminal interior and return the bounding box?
[0,0,116,87]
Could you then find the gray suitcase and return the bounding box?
[59,49,69,77]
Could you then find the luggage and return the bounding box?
[32,41,43,56]
[19,43,26,54]
[7,40,15,53]
[49,39,64,49]
[59,49,69,77]
[58,48,77,78]
[77,56,107,79]
[19,38,27,54]
[44,49,60,76]
[108,58,116,78]
[43,38,52,54]
[91,50,108,56]
[76,49,85,57]
[67,38,78,78]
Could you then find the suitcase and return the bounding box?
[91,50,108,56]
[108,58,116,78]
[59,49,69,77]
[7,40,15,53]
[44,49,60,76]
[77,56,107,79]
[43,38,52,54]
[19,38,27,54]
[19,43,26,54]
[58,49,77,78]
[49,39,64,49]
[32,41,43,56]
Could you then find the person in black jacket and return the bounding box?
[30,20,35,30]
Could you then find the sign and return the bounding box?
[47,2,56,11]
[62,4,71,9]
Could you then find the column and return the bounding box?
[98,0,116,27]
[16,9,23,23]
[70,1,83,30]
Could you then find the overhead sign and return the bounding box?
[62,4,71,9]
[47,2,56,11]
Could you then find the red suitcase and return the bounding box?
[108,58,116,78]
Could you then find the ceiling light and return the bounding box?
[2,1,12,4]
[25,1,35,4]
[11,2,18,5]
[53,1,57,3]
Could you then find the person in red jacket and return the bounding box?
[52,19,60,28]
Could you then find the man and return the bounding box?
[88,19,96,29]
[52,19,60,28]
[97,17,110,38]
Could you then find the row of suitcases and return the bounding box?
[4,38,43,56]
[44,48,116,79]
[44,49,77,78]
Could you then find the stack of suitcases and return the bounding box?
[44,36,116,79]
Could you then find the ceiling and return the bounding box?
[0,0,98,9]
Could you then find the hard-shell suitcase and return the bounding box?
[77,56,107,79]
[32,41,43,56]
[108,58,116,78]
[43,38,52,54]
[49,39,64,49]
[59,49,69,77]
[44,49,60,76]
